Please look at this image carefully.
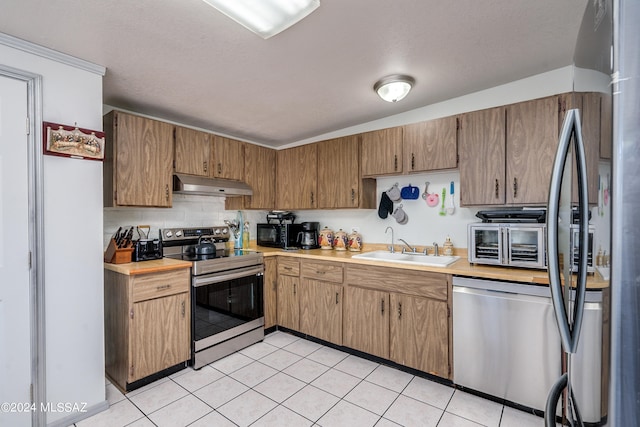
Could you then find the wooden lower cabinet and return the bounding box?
[299,278,343,345]
[389,293,449,378]
[104,267,190,392]
[343,286,389,359]
[277,258,300,330]
[264,257,277,329]
[344,264,452,380]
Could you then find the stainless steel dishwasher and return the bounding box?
[452,277,603,421]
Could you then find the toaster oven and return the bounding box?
[468,223,547,269]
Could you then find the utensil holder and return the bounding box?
[104,238,134,264]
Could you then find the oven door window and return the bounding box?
[194,274,264,341]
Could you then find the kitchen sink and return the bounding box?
[352,250,460,267]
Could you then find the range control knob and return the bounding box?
[175,230,183,237]
[165,230,173,238]
[214,228,221,235]
[222,228,229,234]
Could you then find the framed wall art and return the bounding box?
[43,121,105,161]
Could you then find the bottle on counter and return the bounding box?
[596,246,603,267]
[443,236,454,256]
[242,221,250,249]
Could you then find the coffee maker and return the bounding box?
[297,222,320,249]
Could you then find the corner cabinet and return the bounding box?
[104,267,191,392]
[403,116,458,173]
[226,143,276,211]
[276,144,318,209]
[104,111,174,207]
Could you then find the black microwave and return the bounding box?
[256,223,302,248]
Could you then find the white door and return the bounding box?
[0,75,32,427]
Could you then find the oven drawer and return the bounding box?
[301,260,343,283]
[132,269,190,302]
[278,258,300,276]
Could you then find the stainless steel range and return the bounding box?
[161,226,264,369]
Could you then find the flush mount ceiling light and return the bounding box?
[202,0,320,39]
[373,75,416,102]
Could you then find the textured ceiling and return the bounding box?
[0,0,587,146]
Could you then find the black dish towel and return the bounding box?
[378,192,394,219]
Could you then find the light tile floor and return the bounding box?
[74,331,548,427]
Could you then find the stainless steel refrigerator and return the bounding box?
[545,0,639,425]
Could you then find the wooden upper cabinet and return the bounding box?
[361,127,403,177]
[212,136,244,181]
[458,107,506,206]
[317,135,372,209]
[103,111,173,207]
[580,92,601,205]
[403,116,458,173]
[600,92,612,159]
[174,126,211,177]
[243,144,276,209]
[506,96,559,205]
[276,144,317,209]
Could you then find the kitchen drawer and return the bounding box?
[132,269,190,302]
[301,260,343,283]
[278,258,300,276]
[345,265,448,301]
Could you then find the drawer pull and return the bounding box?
[284,266,293,271]
[156,284,171,291]
[316,270,326,275]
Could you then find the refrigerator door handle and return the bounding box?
[547,108,587,354]
[545,373,584,427]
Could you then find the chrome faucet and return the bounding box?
[433,242,439,256]
[385,226,395,253]
[398,239,416,253]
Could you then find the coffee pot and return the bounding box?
[297,221,320,249]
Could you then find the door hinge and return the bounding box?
[129,365,134,377]
[129,308,134,319]
[447,305,451,317]
[26,117,30,135]
[448,365,452,376]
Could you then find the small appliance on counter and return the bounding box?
[297,222,320,249]
[132,225,163,262]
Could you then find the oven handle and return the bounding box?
[192,265,264,287]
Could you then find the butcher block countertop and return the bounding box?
[103,244,608,289]
[103,258,192,275]
[253,244,609,290]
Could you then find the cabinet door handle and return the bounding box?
[293,283,297,295]
[411,153,415,170]
[310,191,314,205]
[165,184,169,201]
[335,292,339,305]
[495,179,499,199]
[203,161,208,173]
[513,177,518,198]
[381,298,385,315]
[394,155,398,171]
[181,300,185,318]
[351,189,355,203]
[217,163,222,175]
[398,302,402,319]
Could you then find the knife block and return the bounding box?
[104,238,134,264]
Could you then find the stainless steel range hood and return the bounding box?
[173,174,253,196]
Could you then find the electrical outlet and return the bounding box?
[351,227,360,233]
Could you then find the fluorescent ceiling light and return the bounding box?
[203,0,320,39]
[374,75,415,103]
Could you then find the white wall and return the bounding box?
[104,65,610,254]
[0,39,106,425]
